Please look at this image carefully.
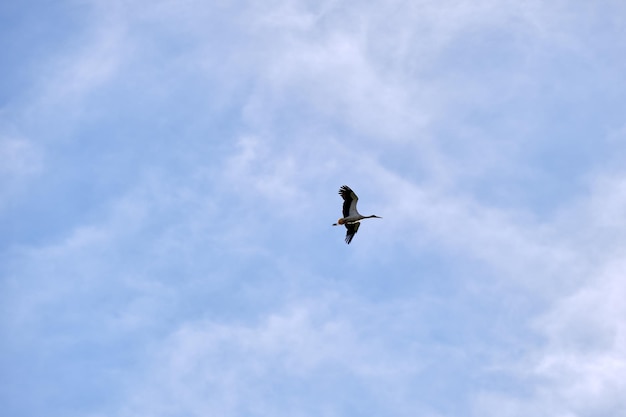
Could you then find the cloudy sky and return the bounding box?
[2,1,626,416]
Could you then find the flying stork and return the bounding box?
[332,185,382,244]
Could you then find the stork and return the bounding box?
[332,185,382,244]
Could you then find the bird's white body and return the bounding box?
[339,214,369,224]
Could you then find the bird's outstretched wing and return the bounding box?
[339,185,359,218]
[344,222,360,244]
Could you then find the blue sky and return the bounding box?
[2,1,626,416]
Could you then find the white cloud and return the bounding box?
[0,136,43,206]
[116,295,451,417]
[0,136,42,176]
[36,11,127,111]
[470,170,626,416]
[476,267,626,416]
[0,134,45,238]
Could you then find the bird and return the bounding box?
[332,185,381,244]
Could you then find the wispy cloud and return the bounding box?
[117,295,469,417]
[0,136,43,207]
